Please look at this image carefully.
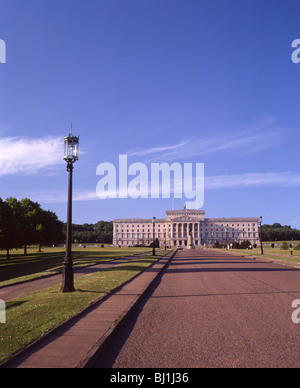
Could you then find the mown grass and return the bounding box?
[0,250,170,363]
[218,246,300,263]
[0,246,152,285]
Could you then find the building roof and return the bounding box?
[206,218,258,222]
[114,217,258,223]
[113,207,258,224]
[114,219,166,223]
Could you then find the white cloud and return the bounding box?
[0,136,63,176]
[126,116,286,161]
[127,141,189,157]
[34,171,300,204]
[205,172,300,189]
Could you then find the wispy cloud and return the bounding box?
[0,136,63,176]
[205,172,300,189]
[127,141,189,157]
[35,171,300,204]
[126,116,286,161]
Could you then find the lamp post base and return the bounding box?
[61,258,75,293]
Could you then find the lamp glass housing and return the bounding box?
[64,133,79,163]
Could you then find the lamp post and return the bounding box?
[225,227,229,249]
[61,130,79,293]
[258,216,264,255]
[152,217,156,256]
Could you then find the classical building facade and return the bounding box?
[113,207,260,248]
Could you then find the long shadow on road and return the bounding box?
[90,254,173,368]
[86,250,300,368]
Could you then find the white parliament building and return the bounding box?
[113,207,260,248]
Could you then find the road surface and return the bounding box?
[95,249,300,368]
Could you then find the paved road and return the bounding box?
[95,249,300,368]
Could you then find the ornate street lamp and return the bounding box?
[152,217,156,256]
[258,216,264,255]
[61,129,79,293]
[225,227,229,249]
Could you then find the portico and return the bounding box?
[170,223,200,247]
[166,207,205,247]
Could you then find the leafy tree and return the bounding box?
[261,223,300,241]
[35,209,64,250]
[71,221,113,244]
[3,197,25,257]
[0,197,65,258]
[19,198,41,254]
[0,199,16,259]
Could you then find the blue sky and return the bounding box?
[1,0,300,227]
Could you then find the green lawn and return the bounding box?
[0,249,170,364]
[263,240,300,245]
[0,246,152,285]
[219,246,300,263]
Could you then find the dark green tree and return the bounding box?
[19,198,41,255]
[0,199,16,259]
[4,197,25,257]
[0,197,65,258]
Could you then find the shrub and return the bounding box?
[280,242,289,250]
[232,242,239,249]
[240,240,251,249]
[294,243,300,250]
[213,241,220,248]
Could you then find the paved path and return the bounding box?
[1,251,175,368]
[95,249,300,368]
[0,252,151,302]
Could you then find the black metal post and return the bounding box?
[152,222,156,256]
[259,219,264,255]
[61,162,75,293]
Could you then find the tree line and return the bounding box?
[261,223,300,241]
[71,221,113,244]
[0,197,114,259]
[0,197,65,259]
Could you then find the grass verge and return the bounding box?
[0,247,152,285]
[215,247,300,264]
[0,250,170,364]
